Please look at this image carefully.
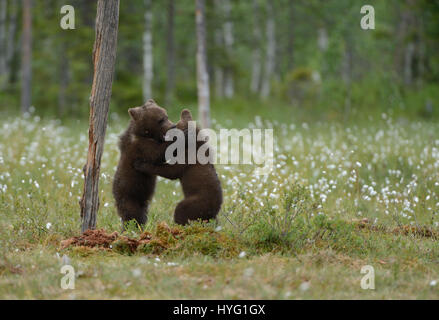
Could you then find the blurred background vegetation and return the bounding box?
[1,0,439,124]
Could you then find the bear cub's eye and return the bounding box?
[158,118,166,125]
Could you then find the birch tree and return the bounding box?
[260,0,275,99]
[250,0,262,93]
[223,0,234,98]
[142,0,153,101]
[165,0,175,104]
[195,0,210,128]
[80,0,120,233]
[21,0,32,113]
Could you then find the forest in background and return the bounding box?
[1,1,439,299]
[0,0,439,123]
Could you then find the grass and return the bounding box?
[0,107,438,299]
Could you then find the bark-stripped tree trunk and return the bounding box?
[142,0,153,102]
[21,0,32,114]
[250,0,261,93]
[222,0,234,98]
[260,0,275,99]
[195,0,210,128]
[80,0,120,233]
[165,0,175,105]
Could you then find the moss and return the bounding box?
[136,222,241,259]
[137,239,167,255]
[111,237,139,255]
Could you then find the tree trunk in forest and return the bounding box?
[396,0,419,86]
[317,28,328,52]
[250,0,261,94]
[2,0,17,89]
[287,0,294,71]
[214,28,224,99]
[213,0,223,99]
[342,36,353,118]
[260,0,275,99]
[195,0,210,128]
[142,0,153,102]
[165,0,175,105]
[80,0,120,233]
[223,0,234,98]
[404,42,415,85]
[21,0,32,114]
[58,40,69,116]
[0,0,7,79]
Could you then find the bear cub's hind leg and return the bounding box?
[174,196,217,225]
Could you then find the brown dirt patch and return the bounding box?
[60,222,186,255]
[60,229,119,249]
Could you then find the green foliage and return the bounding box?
[1,0,438,121]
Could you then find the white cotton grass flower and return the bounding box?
[46,222,52,230]
[243,267,254,277]
[430,280,437,287]
[299,281,310,292]
[132,268,141,277]
[238,251,246,258]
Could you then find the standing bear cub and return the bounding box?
[134,109,223,225]
[112,99,175,228]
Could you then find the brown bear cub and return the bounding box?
[112,99,176,228]
[134,109,223,225]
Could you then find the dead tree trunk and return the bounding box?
[165,0,175,105]
[195,0,210,128]
[21,0,32,113]
[80,0,120,233]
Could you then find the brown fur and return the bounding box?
[112,99,175,228]
[134,109,223,225]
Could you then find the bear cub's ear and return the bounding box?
[144,99,156,107]
[128,108,139,121]
[181,109,193,122]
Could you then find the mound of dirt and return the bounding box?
[60,222,240,258]
[60,229,120,249]
[60,222,186,254]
